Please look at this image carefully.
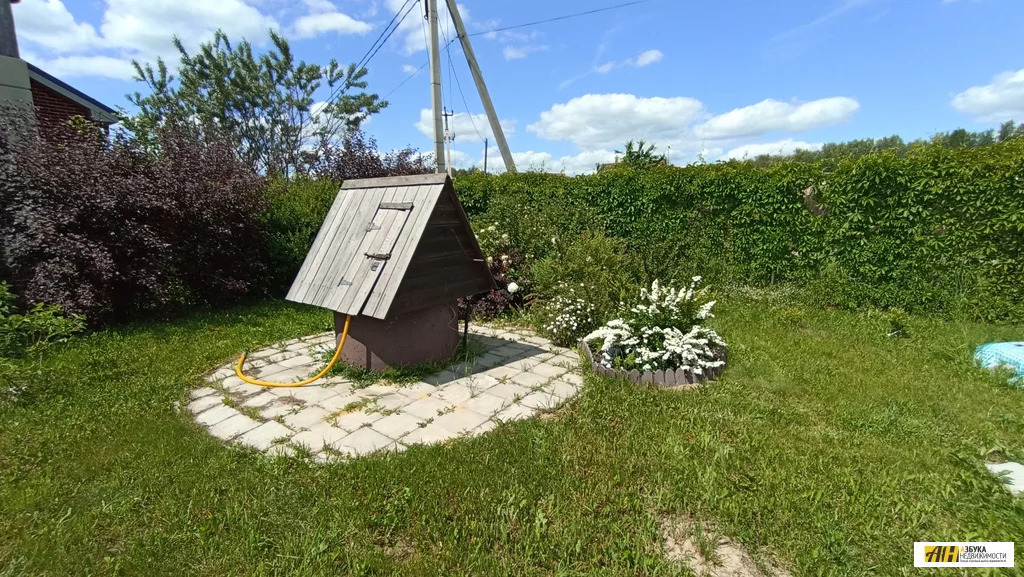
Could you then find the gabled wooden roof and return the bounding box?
[286,174,493,319]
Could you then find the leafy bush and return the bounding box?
[455,138,1024,322]
[459,223,528,319]
[536,283,600,347]
[0,117,267,324]
[585,278,726,373]
[262,177,339,293]
[531,230,632,319]
[0,283,83,402]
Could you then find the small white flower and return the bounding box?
[500,254,509,262]
[507,282,519,294]
[486,256,494,265]
[501,233,509,242]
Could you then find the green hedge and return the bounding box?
[454,139,1024,322]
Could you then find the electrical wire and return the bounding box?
[467,0,650,37]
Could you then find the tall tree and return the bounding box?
[125,30,386,175]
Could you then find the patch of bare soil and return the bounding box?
[660,515,792,577]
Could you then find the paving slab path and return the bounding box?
[189,325,582,461]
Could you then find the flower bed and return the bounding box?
[582,278,727,388]
[579,338,726,387]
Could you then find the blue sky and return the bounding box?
[11,0,1024,173]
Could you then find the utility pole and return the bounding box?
[442,107,454,177]
[0,0,20,58]
[445,0,516,173]
[426,0,446,174]
[483,137,488,175]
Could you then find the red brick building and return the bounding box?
[1,0,117,130]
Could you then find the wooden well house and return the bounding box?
[286,174,495,370]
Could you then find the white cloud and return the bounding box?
[99,0,279,59]
[595,61,616,74]
[951,67,1024,122]
[528,93,705,150]
[291,12,372,39]
[30,54,137,81]
[472,148,616,176]
[401,64,420,74]
[634,49,663,67]
[15,0,281,74]
[697,97,859,139]
[386,0,470,55]
[721,139,823,160]
[12,0,101,53]
[415,109,515,143]
[503,44,548,61]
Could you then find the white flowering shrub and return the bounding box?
[538,283,600,347]
[584,277,726,373]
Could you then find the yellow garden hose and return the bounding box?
[234,315,351,388]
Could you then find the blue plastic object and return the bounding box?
[975,342,1024,383]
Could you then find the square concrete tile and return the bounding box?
[259,400,300,419]
[285,386,340,404]
[374,393,414,411]
[464,374,500,392]
[208,413,260,440]
[508,358,542,372]
[333,410,383,431]
[422,370,459,386]
[278,354,318,368]
[530,363,568,378]
[986,462,1024,494]
[486,382,531,404]
[402,423,458,446]
[402,397,456,420]
[317,393,364,413]
[559,372,584,386]
[195,404,240,427]
[332,427,394,456]
[206,367,234,382]
[397,382,438,399]
[236,421,293,451]
[468,419,498,437]
[511,371,552,389]
[291,423,350,451]
[493,403,535,423]
[189,395,224,415]
[433,409,490,434]
[518,391,561,411]
[484,365,522,380]
[191,386,219,399]
[241,391,278,409]
[221,377,266,397]
[465,392,509,416]
[283,406,331,430]
[548,379,581,400]
[371,413,423,440]
[434,382,474,404]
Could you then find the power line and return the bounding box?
[383,60,428,100]
[307,0,419,137]
[357,0,421,73]
[354,0,416,72]
[468,0,650,37]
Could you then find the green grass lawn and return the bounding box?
[2,296,1023,576]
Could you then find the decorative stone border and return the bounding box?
[579,340,727,388]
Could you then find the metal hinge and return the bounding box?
[379,202,414,210]
[365,221,380,232]
[337,278,352,287]
[365,253,391,260]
